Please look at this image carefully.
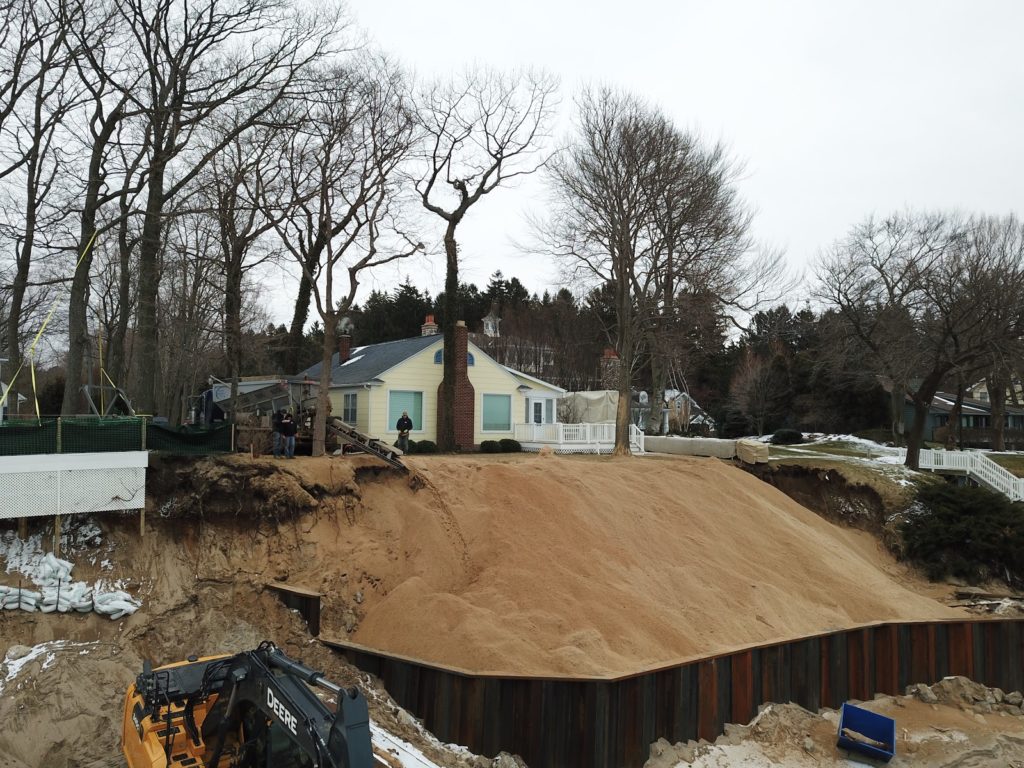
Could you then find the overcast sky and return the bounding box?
[268,0,1024,319]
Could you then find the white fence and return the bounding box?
[900,448,1024,502]
[0,452,148,519]
[513,423,645,454]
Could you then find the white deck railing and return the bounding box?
[899,448,1024,501]
[513,423,645,454]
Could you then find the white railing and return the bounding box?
[512,422,645,454]
[899,448,1024,502]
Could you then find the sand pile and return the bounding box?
[334,454,959,676]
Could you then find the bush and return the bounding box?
[498,438,522,453]
[900,483,1024,584]
[480,440,501,453]
[770,428,804,445]
[410,439,437,454]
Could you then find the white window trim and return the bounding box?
[387,389,426,434]
[342,392,358,423]
[481,392,513,433]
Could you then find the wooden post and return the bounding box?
[139,508,145,538]
[53,514,61,555]
[17,517,27,540]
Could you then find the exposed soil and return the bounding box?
[0,451,976,766]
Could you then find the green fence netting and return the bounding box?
[0,419,59,455]
[146,423,233,455]
[0,417,233,456]
[60,416,145,453]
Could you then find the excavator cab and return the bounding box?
[122,642,372,768]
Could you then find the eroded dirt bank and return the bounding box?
[0,452,966,766]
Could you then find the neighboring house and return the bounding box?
[299,317,565,449]
[904,391,1024,448]
[966,378,1024,404]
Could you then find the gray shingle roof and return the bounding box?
[298,335,441,387]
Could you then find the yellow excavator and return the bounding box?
[122,641,374,768]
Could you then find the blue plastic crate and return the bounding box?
[836,702,896,762]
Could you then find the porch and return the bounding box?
[512,422,645,454]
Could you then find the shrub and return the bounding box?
[480,440,501,453]
[498,438,522,453]
[770,428,804,445]
[411,439,437,454]
[900,483,1024,584]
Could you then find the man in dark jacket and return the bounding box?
[280,412,297,458]
[396,410,413,453]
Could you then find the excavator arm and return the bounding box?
[123,641,373,768]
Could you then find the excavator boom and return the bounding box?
[122,641,373,768]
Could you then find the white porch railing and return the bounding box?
[898,448,1024,502]
[512,423,645,455]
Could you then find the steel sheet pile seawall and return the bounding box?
[322,618,1024,768]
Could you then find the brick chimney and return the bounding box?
[437,320,475,450]
[338,334,351,364]
[599,347,620,390]
[421,314,438,336]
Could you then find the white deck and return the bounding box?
[513,423,645,455]
[0,451,148,519]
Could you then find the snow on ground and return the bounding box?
[0,640,97,697]
[371,723,445,768]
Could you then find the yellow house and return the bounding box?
[300,322,565,447]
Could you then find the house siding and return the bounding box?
[325,338,564,446]
[370,340,444,442]
[329,387,370,434]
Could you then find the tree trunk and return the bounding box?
[889,383,905,446]
[987,371,1008,452]
[904,369,947,470]
[62,106,120,415]
[107,192,134,387]
[285,264,315,373]
[646,350,666,434]
[613,242,632,456]
[946,380,963,451]
[135,154,168,415]
[225,249,243,419]
[437,223,459,452]
[313,313,335,457]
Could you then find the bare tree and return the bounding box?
[99,0,340,415]
[267,62,418,456]
[416,67,557,450]
[547,89,692,454]
[817,212,1024,468]
[0,0,81,416]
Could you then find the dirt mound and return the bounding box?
[647,683,1024,767]
[339,454,959,675]
[145,452,962,676]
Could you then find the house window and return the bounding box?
[342,393,357,423]
[433,350,474,365]
[482,394,511,431]
[388,391,423,431]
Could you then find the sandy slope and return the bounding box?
[334,453,960,676]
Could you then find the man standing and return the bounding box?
[396,410,413,453]
[281,411,297,459]
[271,409,283,458]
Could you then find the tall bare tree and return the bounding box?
[268,62,418,456]
[416,67,556,450]
[100,0,339,415]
